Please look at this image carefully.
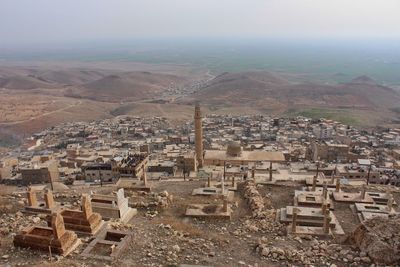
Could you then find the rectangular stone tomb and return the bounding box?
[332,192,374,203]
[81,229,133,261]
[353,203,395,222]
[14,213,81,256]
[185,204,231,220]
[279,206,344,235]
[91,189,137,223]
[203,181,238,191]
[47,195,105,235]
[353,203,392,214]
[294,192,333,209]
[305,177,337,188]
[24,188,60,215]
[51,210,105,236]
[306,187,337,195]
[116,178,151,192]
[287,225,332,237]
[366,192,397,206]
[192,187,234,201]
[358,211,389,222]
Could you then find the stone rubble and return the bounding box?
[242,181,282,233]
[255,236,372,266]
[130,190,173,210]
[348,214,400,265]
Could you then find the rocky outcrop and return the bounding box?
[348,214,400,264]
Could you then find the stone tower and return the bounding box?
[194,103,204,168]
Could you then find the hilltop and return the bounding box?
[77,71,189,102]
[183,71,400,111]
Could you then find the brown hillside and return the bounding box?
[185,71,400,110]
[79,71,188,102]
[0,75,56,90]
[37,69,109,85]
[0,67,111,86]
[350,75,377,85]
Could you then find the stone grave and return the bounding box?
[14,212,81,256]
[116,165,151,192]
[294,190,334,209]
[287,207,334,237]
[332,185,374,203]
[81,228,133,261]
[352,200,397,222]
[305,175,341,190]
[279,204,344,235]
[90,188,137,223]
[366,191,397,206]
[203,175,238,192]
[47,194,105,235]
[192,176,234,201]
[185,197,232,220]
[192,187,234,201]
[24,187,60,214]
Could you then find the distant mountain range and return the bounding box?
[77,72,188,102]
[0,67,189,102]
[182,71,400,111]
[1,66,399,139]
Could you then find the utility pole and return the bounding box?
[182,160,186,181]
[224,161,226,181]
[367,163,372,185]
[99,168,103,187]
[316,161,320,180]
[50,173,54,191]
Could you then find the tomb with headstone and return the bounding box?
[352,197,397,222]
[365,191,397,206]
[305,174,342,189]
[294,189,334,209]
[332,185,374,203]
[203,175,238,191]
[24,187,60,214]
[47,194,105,235]
[13,212,81,256]
[287,207,335,236]
[90,188,137,223]
[116,165,151,192]
[279,203,344,235]
[192,175,234,201]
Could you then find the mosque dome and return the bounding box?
[226,141,242,157]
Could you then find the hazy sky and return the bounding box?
[1,0,400,47]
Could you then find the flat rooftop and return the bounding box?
[204,150,285,162]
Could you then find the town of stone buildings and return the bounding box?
[1,104,400,266]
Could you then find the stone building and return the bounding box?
[308,140,349,163]
[20,160,60,185]
[204,142,285,166]
[82,162,115,182]
[112,154,149,178]
[176,152,198,173]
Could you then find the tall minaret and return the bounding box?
[194,103,204,168]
